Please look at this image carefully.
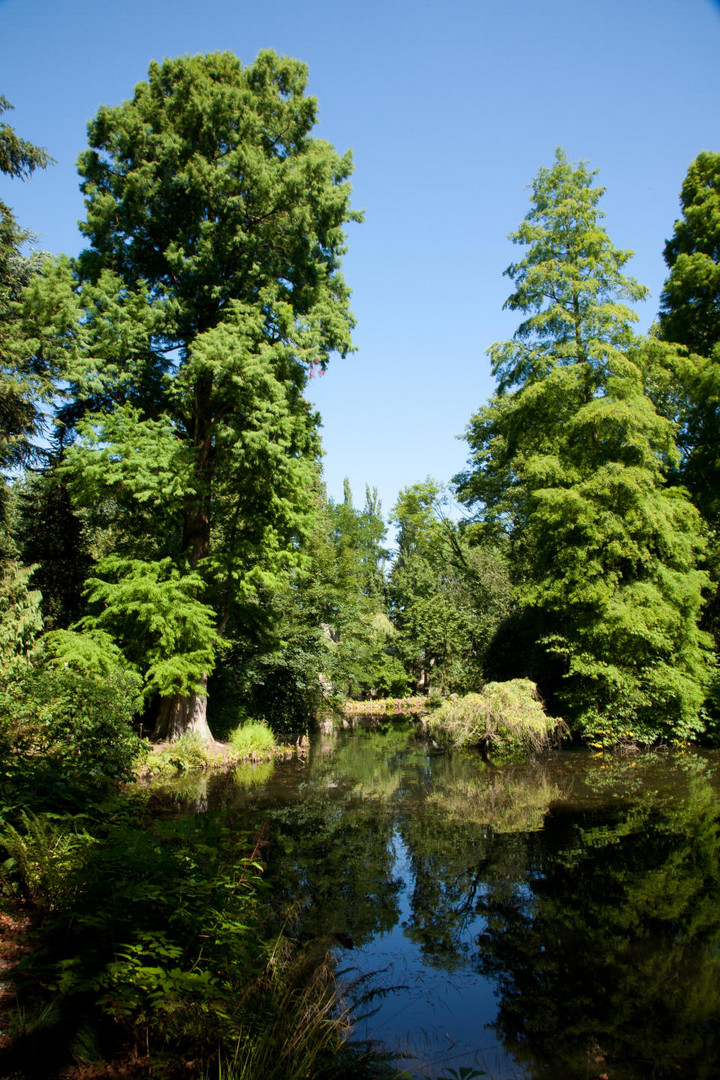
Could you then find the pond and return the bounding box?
[154,723,720,1079]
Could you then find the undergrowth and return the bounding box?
[0,796,367,1079]
[228,719,276,757]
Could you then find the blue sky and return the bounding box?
[2,0,719,519]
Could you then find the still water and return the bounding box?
[161,723,720,1079]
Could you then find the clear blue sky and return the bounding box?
[2,0,719,519]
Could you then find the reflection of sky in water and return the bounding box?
[340,828,525,1080]
[196,731,720,1079]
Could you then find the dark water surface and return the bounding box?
[157,725,720,1079]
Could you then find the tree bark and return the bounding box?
[157,384,216,743]
[154,674,214,742]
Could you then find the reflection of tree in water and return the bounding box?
[267,793,402,946]
[257,729,418,947]
[397,768,560,969]
[475,759,720,1079]
[210,729,720,1079]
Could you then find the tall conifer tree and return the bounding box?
[23,52,359,739]
[456,150,712,741]
[658,151,720,528]
[0,97,52,486]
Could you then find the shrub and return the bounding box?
[0,663,143,793]
[229,720,277,757]
[428,679,563,759]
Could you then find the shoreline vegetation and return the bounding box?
[0,705,713,1080]
[133,678,699,785]
[1,48,719,1080]
[135,729,306,782]
[136,684,559,782]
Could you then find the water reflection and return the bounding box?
[158,725,720,1079]
[476,757,720,1079]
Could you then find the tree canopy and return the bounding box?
[21,51,360,739]
[456,149,713,741]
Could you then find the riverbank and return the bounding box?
[134,733,308,781]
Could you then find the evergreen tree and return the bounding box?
[0,97,52,502]
[658,151,720,528]
[656,152,720,687]
[22,53,359,739]
[0,98,52,676]
[660,152,720,359]
[456,150,712,742]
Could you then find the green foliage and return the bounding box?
[14,469,92,630]
[229,719,277,757]
[81,555,219,698]
[220,479,397,730]
[0,96,52,179]
[660,151,720,359]
[0,660,143,792]
[226,623,328,735]
[456,149,713,743]
[43,626,132,678]
[0,809,98,909]
[224,949,353,1080]
[0,98,53,488]
[141,732,220,776]
[656,151,720,720]
[428,680,561,759]
[389,480,513,694]
[18,51,359,737]
[0,794,357,1079]
[655,150,720,539]
[0,559,43,671]
[311,481,397,699]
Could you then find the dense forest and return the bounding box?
[1,48,720,1079]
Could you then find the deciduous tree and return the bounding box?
[456,150,712,741]
[24,52,359,739]
[389,480,512,694]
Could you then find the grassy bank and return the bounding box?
[135,722,307,781]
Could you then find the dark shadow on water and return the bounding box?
[150,729,720,1079]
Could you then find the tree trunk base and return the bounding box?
[154,680,213,743]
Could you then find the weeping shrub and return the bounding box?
[428,679,563,758]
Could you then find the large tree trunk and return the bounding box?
[157,392,217,744]
[154,674,214,743]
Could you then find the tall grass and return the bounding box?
[224,948,354,1080]
[228,719,276,757]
